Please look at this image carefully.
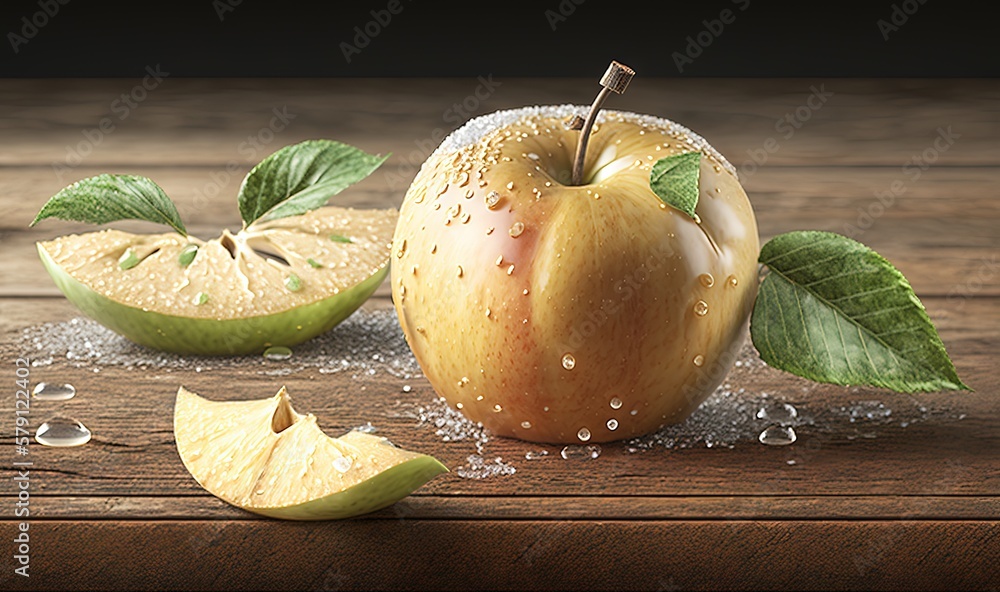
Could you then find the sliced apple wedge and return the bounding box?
[174,386,447,520]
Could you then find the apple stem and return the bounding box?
[571,61,635,186]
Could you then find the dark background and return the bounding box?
[0,0,995,78]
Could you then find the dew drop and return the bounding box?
[756,402,798,424]
[525,450,548,460]
[486,226,495,235]
[693,354,705,367]
[506,182,514,190]
[456,265,464,278]
[395,239,407,258]
[693,300,709,316]
[727,274,739,288]
[576,427,591,442]
[178,244,198,267]
[485,307,491,317]
[699,273,715,288]
[35,416,91,447]
[464,189,474,199]
[520,420,532,429]
[485,191,502,209]
[495,255,504,266]
[284,274,302,292]
[610,397,623,410]
[561,353,576,370]
[506,264,515,276]
[430,244,437,254]
[447,203,462,218]
[460,212,471,224]
[493,404,503,412]
[402,385,412,393]
[263,346,292,361]
[758,425,797,446]
[509,221,525,238]
[332,456,354,473]
[32,382,76,401]
[561,444,600,460]
[457,171,470,187]
[607,418,619,431]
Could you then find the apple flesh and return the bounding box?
[392,106,759,444]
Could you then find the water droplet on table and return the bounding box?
[353,422,377,434]
[32,382,76,401]
[755,402,798,424]
[263,346,292,361]
[758,425,797,446]
[35,417,92,447]
[560,444,601,460]
[525,450,549,460]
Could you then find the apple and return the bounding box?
[391,65,759,443]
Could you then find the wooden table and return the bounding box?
[1,78,997,591]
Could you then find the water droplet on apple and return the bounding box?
[509,222,525,238]
[485,307,491,317]
[561,353,576,370]
[457,265,464,278]
[493,404,503,412]
[607,419,619,431]
[457,171,470,187]
[522,288,530,295]
[485,191,502,209]
[461,212,471,224]
[694,300,709,316]
[699,273,715,288]
[456,402,464,409]
[527,152,540,160]
[576,427,591,442]
[521,421,532,429]
[630,409,638,416]
[507,264,515,276]
[727,274,739,287]
[431,244,437,254]
[395,239,407,258]
[693,354,705,367]
[448,203,462,218]
[332,456,354,473]
[610,397,623,409]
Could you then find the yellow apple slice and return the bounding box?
[174,386,447,520]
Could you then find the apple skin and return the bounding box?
[392,106,759,444]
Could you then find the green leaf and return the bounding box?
[238,140,388,227]
[30,174,186,235]
[649,152,701,218]
[751,231,970,393]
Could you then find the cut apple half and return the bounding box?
[36,206,396,355]
[174,386,448,520]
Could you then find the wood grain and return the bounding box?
[1,520,996,591]
[0,78,997,591]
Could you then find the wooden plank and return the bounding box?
[1,296,996,498]
[0,78,996,168]
[1,520,996,591]
[16,495,1000,521]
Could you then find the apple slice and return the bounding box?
[174,386,447,520]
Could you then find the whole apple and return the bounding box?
[391,105,759,443]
